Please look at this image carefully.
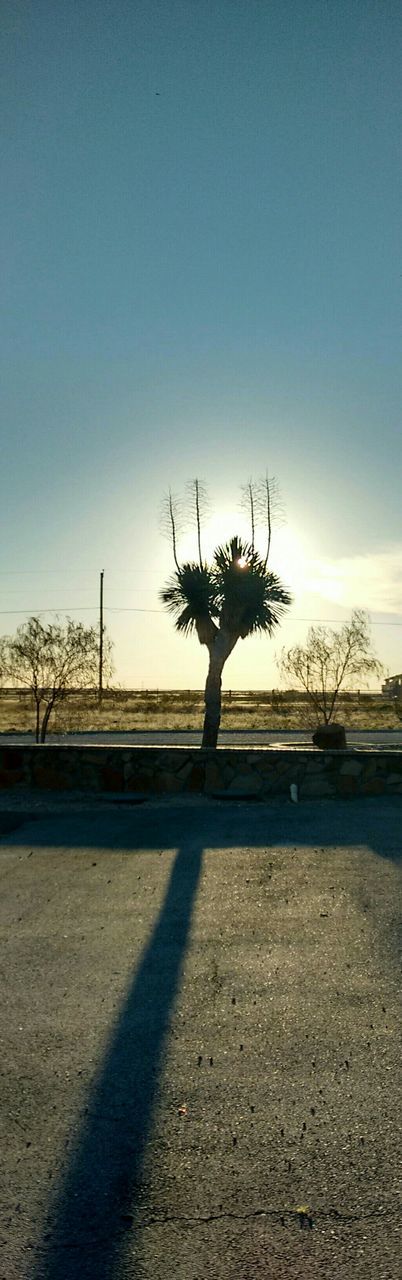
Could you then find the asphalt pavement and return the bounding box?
[1,728,402,747]
[0,795,401,1279]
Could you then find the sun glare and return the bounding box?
[268,527,308,594]
[177,513,309,593]
[179,509,248,564]
[305,561,344,604]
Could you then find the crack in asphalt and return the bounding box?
[29,1203,399,1256]
[135,1203,397,1229]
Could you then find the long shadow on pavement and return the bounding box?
[2,796,400,1279]
[3,794,402,861]
[28,832,204,1280]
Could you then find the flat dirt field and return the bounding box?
[0,689,400,736]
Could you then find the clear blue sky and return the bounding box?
[1,0,401,687]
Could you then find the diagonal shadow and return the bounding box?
[6,796,399,1278]
[3,793,401,865]
[3,794,401,862]
[29,835,204,1280]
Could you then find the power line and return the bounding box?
[106,607,165,614]
[0,567,163,576]
[0,608,100,615]
[0,607,401,625]
[0,606,165,616]
[289,617,402,626]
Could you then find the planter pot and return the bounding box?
[312,723,347,750]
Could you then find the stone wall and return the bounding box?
[1,744,402,798]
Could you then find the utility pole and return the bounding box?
[99,570,104,705]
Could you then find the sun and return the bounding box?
[178,513,307,591]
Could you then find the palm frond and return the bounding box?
[160,562,218,638]
[212,536,292,638]
[235,571,293,637]
[213,535,256,573]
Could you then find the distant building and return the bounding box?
[382,673,402,697]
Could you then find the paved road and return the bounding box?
[0,795,401,1279]
[2,728,402,747]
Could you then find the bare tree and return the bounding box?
[2,616,113,742]
[0,636,6,683]
[278,610,383,726]
[161,476,292,748]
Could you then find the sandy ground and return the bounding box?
[0,794,401,1279]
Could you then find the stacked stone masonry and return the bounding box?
[1,744,402,798]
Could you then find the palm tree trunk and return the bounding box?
[202,633,236,749]
[202,654,224,748]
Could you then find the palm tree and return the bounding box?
[161,480,292,748]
